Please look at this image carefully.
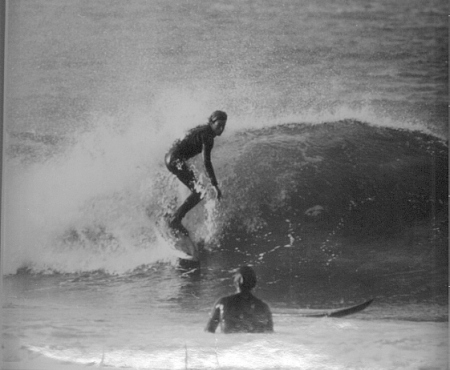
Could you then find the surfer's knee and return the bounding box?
[165,153,181,173]
[164,153,172,170]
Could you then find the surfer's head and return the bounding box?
[208,110,227,137]
[234,265,257,292]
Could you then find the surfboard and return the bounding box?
[301,299,374,318]
[156,220,199,262]
[275,299,374,318]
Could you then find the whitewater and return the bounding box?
[2,0,448,369]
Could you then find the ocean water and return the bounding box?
[2,0,448,369]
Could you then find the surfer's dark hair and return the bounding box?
[234,265,257,291]
[208,110,227,123]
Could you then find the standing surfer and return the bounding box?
[205,265,274,333]
[165,110,227,236]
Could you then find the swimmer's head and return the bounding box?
[234,265,257,292]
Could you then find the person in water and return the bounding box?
[205,265,274,334]
[165,110,227,236]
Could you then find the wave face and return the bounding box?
[3,120,448,280]
[215,120,447,239]
[202,120,448,282]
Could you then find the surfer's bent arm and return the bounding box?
[205,301,222,333]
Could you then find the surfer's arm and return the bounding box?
[205,301,222,333]
[258,303,274,332]
[202,142,218,187]
[202,141,222,200]
[266,309,274,332]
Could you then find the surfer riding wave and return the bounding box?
[164,110,227,236]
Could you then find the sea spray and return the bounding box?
[3,107,200,274]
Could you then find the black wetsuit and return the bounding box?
[165,124,218,223]
[205,291,274,334]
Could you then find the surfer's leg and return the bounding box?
[169,193,201,236]
[172,191,202,221]
[166,155,198,192]
[165,156,203,235]
[170,184,202,236]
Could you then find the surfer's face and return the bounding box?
[211,119,226,136]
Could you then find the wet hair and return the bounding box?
[234,265,257,291]
[208,110,227,123]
